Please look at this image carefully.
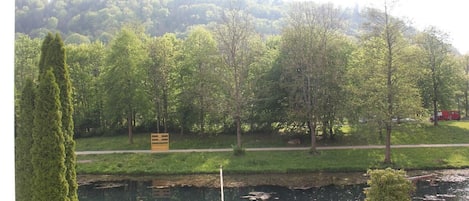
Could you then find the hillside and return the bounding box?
[15,0,366,43]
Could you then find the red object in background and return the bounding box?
[430,110,461,121]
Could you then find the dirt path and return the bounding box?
[76,143,469,155]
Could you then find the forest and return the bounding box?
[15,0,469,148]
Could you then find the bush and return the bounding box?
[232,145,246,156]
[364,168,414,201]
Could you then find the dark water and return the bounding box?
[78,179,468,201]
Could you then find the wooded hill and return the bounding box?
[16,0,369,43]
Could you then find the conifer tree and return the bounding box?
[31,69,68,201]
[38,33,54,76]
[15,79,35,201]
[35,32,78,201]
[50,33,78,201]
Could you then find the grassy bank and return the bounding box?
[75,121,469,151]
[76,121,469,175]
[77,147,469,175]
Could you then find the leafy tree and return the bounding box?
[349,3,422,163]
[64,32,91,44]
[146,33,181,133]
[102,27,149,143]
[178,26,221,134]
[416,27,457,125]
[15,79,35,201]
[364,168,414,201]
[280,2,348,152]
[66,42,105,137]
[14,33,41,92]
[31,69,68,201]
[215,3,256,148]
[247,36,283,132]
[464,55,469,117]
[252,36,288,129]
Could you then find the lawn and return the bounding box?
[75,121,469,151]
[76,147,469,175]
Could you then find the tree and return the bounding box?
[247,36,284,133]
[364,168,414,201]
[464,55,469,117]
[15,79,35,201]
[178,26,221,134]
[48,34,78,201]
[102,27,148,143]
[280,2,348,152]
[215,2,256,148]
[14,33,41,93]
[66,42,106,137]
[146,33,180,133]
[31,69,68,201]
[33,32,78,201]
[348,2,422,163]
[416,27,456,125]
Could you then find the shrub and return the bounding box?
[364,168,414,201]
[232,145,246,156]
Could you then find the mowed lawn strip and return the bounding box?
[77,147,469,175]
[75,121,469,151]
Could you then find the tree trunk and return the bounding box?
[384,123,392,164]
[236,115,241,148]
[127,110,133,144]
[308,120,317,153]
[433,99,439,126]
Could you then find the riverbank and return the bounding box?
[77,168,469,188]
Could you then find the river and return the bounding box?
[77,169,469,201]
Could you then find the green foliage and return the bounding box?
[178,26,226,134]
[50,34,78,201]
[364,168,414,201]
[145,33,181,133]
[31,69,68,201]
[14,0,468,144]
[15,0,287,43]
[14,33,41,92]
[30,33,78,201]
[66,42,106,137]
[102,27,150,142]
[15,79,35,201]
[232,144,246,156]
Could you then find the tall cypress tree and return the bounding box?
[38,33,54,76]
[15,79,35,201]
[31,69,68,201]
[49,33,78,201]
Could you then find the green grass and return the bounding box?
[75,133,289,151]
[75,121,469,151]
[77,147,469,175]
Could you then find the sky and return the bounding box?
[307,0,469,54]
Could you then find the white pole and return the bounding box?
[220,165,224,201]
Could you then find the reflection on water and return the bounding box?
[78,179,468,201]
